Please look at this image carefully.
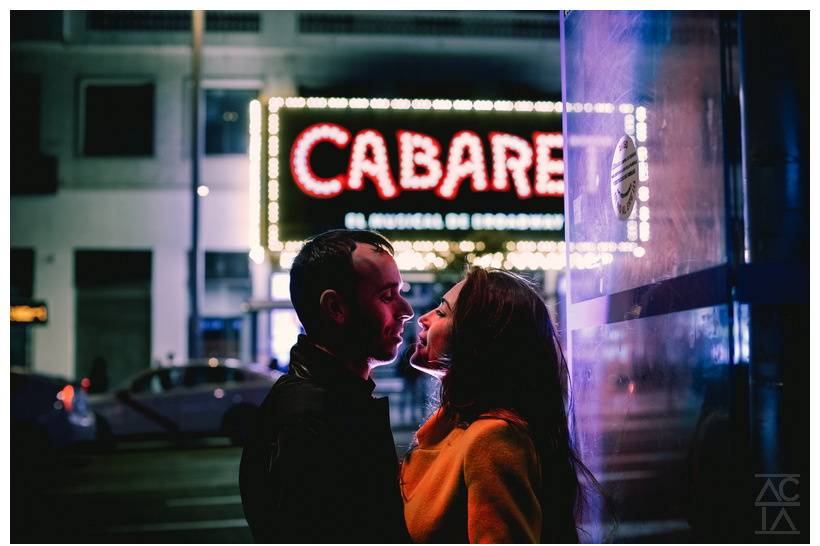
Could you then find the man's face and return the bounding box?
[347,243,414,363]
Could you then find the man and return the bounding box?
[240,229,414,543]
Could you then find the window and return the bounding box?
[225,368,245,382]
[205,251,250,280]
[132,370,170,393]
[205,89,257,155]
[10,248,34,301]
[86,11,260,33]
[11,11,64,41]
[202,252,250,358]
[182,365,235,387]
[82,81,154,156]
[11,76,40,157]
[201,317,244,359]
[11,75,57,194]
[75,250,152,288]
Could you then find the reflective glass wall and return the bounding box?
[560,11,808,542]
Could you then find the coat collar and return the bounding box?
[414,407,530,449]
[288,334,377,397]
[414,408,458,448]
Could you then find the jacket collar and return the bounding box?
[289,334,376,397]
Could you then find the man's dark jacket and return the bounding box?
[239,335,410,543]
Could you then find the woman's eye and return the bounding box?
[435,310,446,318]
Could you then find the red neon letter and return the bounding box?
[490,132,534,199]
[533,132,564,196]
[347,130,399,199]
[437,131,489,200]
[397,130,443,190]
[290,123,350,198]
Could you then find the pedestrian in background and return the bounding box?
[87,356,109,394]
[402,267,597,543]
[240,229,414,543]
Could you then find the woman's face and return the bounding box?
[410,280,464,378]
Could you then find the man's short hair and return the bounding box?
[290,229,394,335]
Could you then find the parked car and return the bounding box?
[11,368,98,459]
[88,359,282,445]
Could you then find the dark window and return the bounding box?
[297,12,559,39]
[87,11,190,31]
[11,11,64,41]
[75,250,152,288]
[205,89,257,155]
[205,252,250,280]
[206,12,260,32]
[83,83,154,156]
[86,11,260,33]
[10,248,35,301]
[11,76,40,156]
[11,75,57,194]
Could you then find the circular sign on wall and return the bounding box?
[610,135,638,220]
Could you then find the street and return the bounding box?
[12,429,417,543]
[14,439,253,543]
[10,390,699,544]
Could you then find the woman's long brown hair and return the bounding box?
[439,267,604,542]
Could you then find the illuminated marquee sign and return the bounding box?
[269,98,565,242]
[249,97,652,272]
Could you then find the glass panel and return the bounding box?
[572,305,733,542]
[562,11,727,303]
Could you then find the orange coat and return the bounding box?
[400,409,542,543]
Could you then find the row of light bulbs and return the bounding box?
[274,247,645,272]
[269,96,638,114]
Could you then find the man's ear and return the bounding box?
[319,289,348,326]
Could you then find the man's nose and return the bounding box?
[398,297,414,321]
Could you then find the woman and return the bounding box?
[401,267,588,543]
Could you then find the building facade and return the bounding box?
[10,10,561,383]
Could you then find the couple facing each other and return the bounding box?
[240,229,588,544]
